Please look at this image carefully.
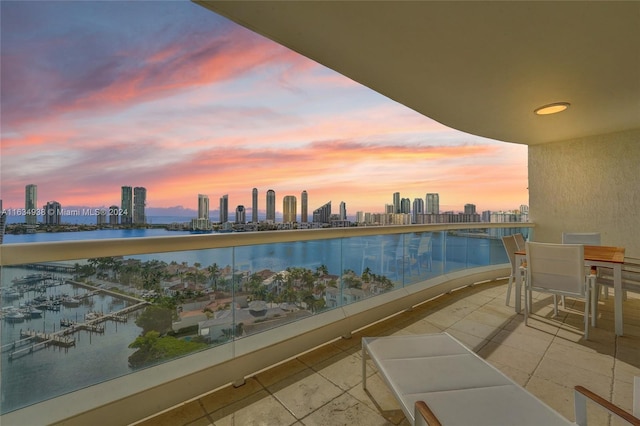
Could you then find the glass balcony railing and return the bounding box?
[0,223,532,419]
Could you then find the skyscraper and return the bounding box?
[266,189,276,222]
[219,194,229,223]
[121,186,133,225]
[25,184,37,225]
[301,190,308,223]
[252,188,258,223]
[97,209,107,226]
[236,205,246,224]
[313,201,331,224]
[393,192,401,213]
[109,205,119,225]
[283,196,297,223]
[133,187,146,224]
[339,201,346,220]
[0,200,6,244]
[426,193,440,215]
[198,194,210,220]
[44,201,61,225]
[464,203,476,215]
[412,198,424,223]
[401,198,411,214]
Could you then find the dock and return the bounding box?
[9,329,76,360]
[4,301,150,360]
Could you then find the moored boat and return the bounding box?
[62,297,81,307]
[5,309,26,322]
[28,307,43,318]
[1,288,21,299]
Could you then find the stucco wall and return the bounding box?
[528,128,640,257]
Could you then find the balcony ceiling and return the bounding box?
[196,1,639,145]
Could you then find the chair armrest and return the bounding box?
[574,386,640,425]
[415,401,442,426]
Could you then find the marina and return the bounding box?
[1,262,151,414]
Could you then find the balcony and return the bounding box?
[0,224,640,425]
[1,223,533,424]
[134,280,640,426]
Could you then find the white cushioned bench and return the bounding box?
[362,333,573,425]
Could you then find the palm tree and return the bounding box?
[207,263,220,291]
[272,272,285,296]
[315,264,329,277]
[361,267,372,283]
[249,276,267,300]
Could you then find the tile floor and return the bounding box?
[132,279,640,426]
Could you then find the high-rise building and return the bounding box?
[109,205,119,225]
[313,201,331,224]
[121,186,133,225]
[97,209,107,226]
[283,196,297,223]
[25,184,38,225]
[236,205,246,224]
[252,188,258,223]
[219,194,229,223]
[464,203,476,215]
[412,198,424,224]
[400,198,411,214]
[266,189,276,222]
[198,194,210,220]
[393,192,401,213]
[133,187,146,224]
[301,190,308,223]
[339,201,346,220]
[426,193,439,214]
[0,200,6,244]
[44,201,61,225]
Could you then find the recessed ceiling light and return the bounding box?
[534,102,570,115]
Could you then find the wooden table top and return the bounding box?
[515,245,625,264]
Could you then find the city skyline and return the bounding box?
[0,1,528,215]
[5,183,526,223]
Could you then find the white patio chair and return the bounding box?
[411,233,432,274]
[383,238,409,281]
[513,233,527,251]
[562,232,605,301]
[501,235,524,306]
[562,232,601,245]
[524,242,595,340]
[574,377,640,425]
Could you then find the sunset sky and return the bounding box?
[0,1,528,217]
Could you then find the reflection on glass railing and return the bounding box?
[0,227,525,414]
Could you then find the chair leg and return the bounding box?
[591,283,599,328]
[584,287,590,340]
[553,295,558,317]
[524,287,529,325]
[505,275,513,306]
